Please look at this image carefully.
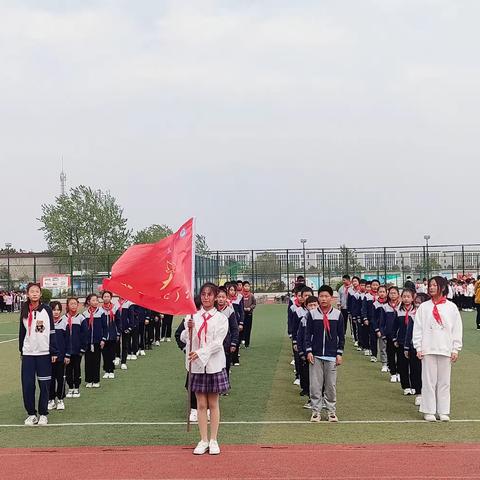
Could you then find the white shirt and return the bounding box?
[180,308,228,374]
[413,300,463,357]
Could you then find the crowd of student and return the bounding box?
[0,291,25,312]
[18,279,256,456]
[288,274,463,423]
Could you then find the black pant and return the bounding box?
[359,323,370,350]
[66,354,82,389]
[386,337,398,375]
[369,328,378,357]
[299,357,310,395]
[408,348,422,394]
[102,341,116,373]
[396,345,410,389]
[243,312,253,347]
[21,355,51,416]
[351,315,358,341]
[293,343,300,380]
[161,315,173,338]
[225,350,232,378]
[129,327,139,354]
[476,304,480,329]
[341,309,349,334]
[121,332,131,363]
[85,344,102,383]
[231,344,240,365]
[49,361,66,400]
[185,374,197,410]
[145,322,155,348]
[154,320,161,341]
[138,322,146,350]
[115,340,121,359]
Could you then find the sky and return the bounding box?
[1,0,479,251]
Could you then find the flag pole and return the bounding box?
[186,316,193,433]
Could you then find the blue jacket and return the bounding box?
[53,318,67,362]
[131,304,148,329]
[230,296,244,328]
[404,317,415,351]
[102,305,119,342]
[291,305,307,346]
[305,307,345,358]
[115,300,134,333]
[296,314,308,357]
[85,307,107,346]
[347,288,362,319]
[63,313,87,356]
[361,292,376,324]
[380,303,397,338]
[372,300,386,333]
[218,305,239,352]
[393,306,416,345]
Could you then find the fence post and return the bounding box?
[251,250,255,291]
[33,255,37,283]
[321,249,326,285]
[462,245,465,276]
[345,248,349,276]
[216,251,220,285]
[286,249,290,293]
[383,247,387,284]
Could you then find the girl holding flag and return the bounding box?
[413,276,463,422]
[84,294,106,388]
[180,283,229,455]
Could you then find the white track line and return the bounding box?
[0,337,17,345]
[1,419,480,428]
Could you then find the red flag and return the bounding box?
[102,218,197,315]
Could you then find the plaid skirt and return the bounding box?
[190,369,230,394]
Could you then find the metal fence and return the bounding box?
[1,243,480,296]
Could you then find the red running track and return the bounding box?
[1,443,480,480]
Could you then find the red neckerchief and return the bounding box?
[344,283,350,295]
[229,294,237,304]
[104,302,115,323]
[88,307,96,329]
[118,299,126,313]
[320,307,331,338]
[27,303,39,336]
[243,292,251,300]
[403,305,413,326]
[377,297,387,304]
[67,312,74,332]
[371,290,378,302]
[432,297,447,326]
[294,298,300,307]
[217,304,228,312]
[389,301,399,310]
[197,311,213,343]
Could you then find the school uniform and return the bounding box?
[413,299,463,416]
[380,303,399,376]
[180,308,230,394]
[102,303,119,374]
[144,310,155,349]
[338,284,350,334]
[347,287,361,343]
[49,316,68,402]
[304,307,345,414]
[132,304,147,353]
[393,305,416,390]
[19,304,58,417]
[115,300,134,364]
[230,294,244,365]
[373,299,388,364]
[404,312,422,396]
[64,313,87,391]
[161,313,174,340]
[296,307,310,396]
[288,300,303,383]
[242,293,256,347]
[84,306,107,384]
[361,292,376,354]
[218,304,239,378]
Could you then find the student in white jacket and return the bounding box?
[413,276,463,422]
[180,283,229,456]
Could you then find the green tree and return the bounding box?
[339,245,363,275]
[39,186,131,255]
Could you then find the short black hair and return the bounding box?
[359,279,367,285]
[236,280,243,284]
[305,295,319,305]
[371,279,380,285]
[49,301,62,312]
[342,275,350,280]
[365,281,372,286]
[300,286,314,296]
[318,285,333,296]
[352,276,360,282]
[242,281,250,286]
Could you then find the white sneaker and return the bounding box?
[390,375,397,383]
[303,401,312,409]
[24,415,38,426]
[356,347,363,351]
[56,400,65,411]
[328,413,339,423]
[439,414,450,422]
[166,338,171,343]
[209,440,220,455]
[66,389,74,398]
[364,350,370,356]
[109,373,115,379]
[290,359,295,366]
[85,383,93,388]
[189,409,198,423]
[92,383,100,388]
[310,411,321,423]
[193,440,209,455]
[139,350,146,356]
[103,373,110,379]
[396,374,401,382]
[415,396,422,406]
[121,364,128,370]
[130,354,137,360]
[160,338,166,343]
[127,354,132,360]
[293,378,301,386]
[370,356,378,363]
[155,341,160,346]
[354,341,358,347]
[38,415,48,426]
[424,414,437,422]
[381,364,389,373]
[73,389,80,398]
[114,357,120,366]
[403,388,412,396]
[47,400,56,410]
[234,362,240,366]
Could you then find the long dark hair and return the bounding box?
[429,276,449,297]
[20,283,42,318]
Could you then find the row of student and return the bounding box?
[19,284,173,426]
[289,276,463,423]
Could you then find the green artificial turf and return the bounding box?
[0,306,479,448]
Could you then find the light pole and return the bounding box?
[424,235,431,279]
[69,230,74,296]
[5,243,12,291]
[300,239,307,279]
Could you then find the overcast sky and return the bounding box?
[1,0,479,251]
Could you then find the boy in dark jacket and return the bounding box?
[305,285,345,423]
